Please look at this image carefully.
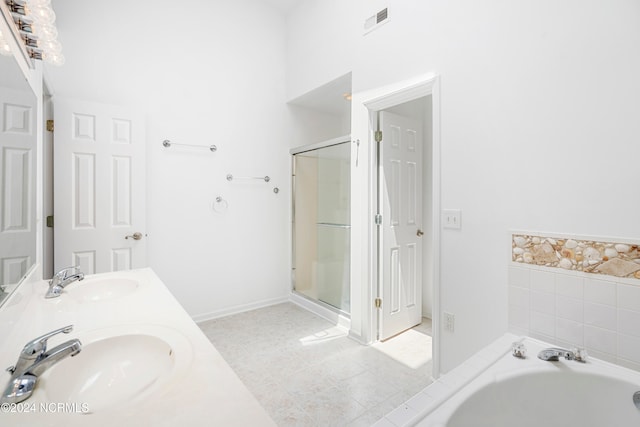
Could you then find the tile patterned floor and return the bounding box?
[199,303,433,426]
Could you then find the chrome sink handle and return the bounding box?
[23,325,74,356]
[46,266,84,298]
[50,266,80,284]
[8,325,74,374]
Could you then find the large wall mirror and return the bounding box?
[0,48,37,307]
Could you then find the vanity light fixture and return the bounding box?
[4,0,64,65]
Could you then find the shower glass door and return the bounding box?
[292,139,350,313]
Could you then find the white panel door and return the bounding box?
[54,98,146,274]
[0,87,36,286]
[379,111,423,340]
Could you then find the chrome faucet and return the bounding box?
[538,347,588,363]
[45,266,84,298]
[1,325,82,404]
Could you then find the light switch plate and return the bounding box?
[443,209,462,229]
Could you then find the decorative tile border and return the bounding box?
[512,234,640,280]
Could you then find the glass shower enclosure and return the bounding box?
[291,137,351,314]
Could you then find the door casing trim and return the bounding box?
[350,73,441,377]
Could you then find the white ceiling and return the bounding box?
[261,0,301,13]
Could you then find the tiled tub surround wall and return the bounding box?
[508,264,640,372]
[512,234,640,279]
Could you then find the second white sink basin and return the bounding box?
[67,277,139,302]
[41,325,193,413]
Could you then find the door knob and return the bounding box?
[417,229,424,237]
[125,232,143,240]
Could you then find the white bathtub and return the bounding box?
[382,335,640,427]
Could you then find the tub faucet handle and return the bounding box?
[511,342,527,359]
[572,347,588,363]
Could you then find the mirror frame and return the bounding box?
[0,3,43,309]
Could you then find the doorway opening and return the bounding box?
[372,96,435,373]
[353,74,441,377]
[376,97,433,342]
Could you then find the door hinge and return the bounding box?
[46,120,54,132]
[374,130,383,143]
[46,215,53,228]
[375,214,382,225]
[375,297,382,309]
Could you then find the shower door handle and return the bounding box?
[417,229,424,237]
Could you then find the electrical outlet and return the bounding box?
[444,312,455,332]
[443,209,462,230]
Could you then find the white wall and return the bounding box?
[287,104,350,147]
[287,0,640,371]
[47,0,292,318]
[285,0,358,100]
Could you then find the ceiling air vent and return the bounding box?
[364,7,389,35]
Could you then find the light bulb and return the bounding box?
[42,51,64,66]
[26,0,52,8]
[33,23,58,40]
[29,5,56,25]
[39,39,62,54]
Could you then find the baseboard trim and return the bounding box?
[193,295,289,324]
[348,330,369,345]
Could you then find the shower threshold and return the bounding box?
[290,291,351,330]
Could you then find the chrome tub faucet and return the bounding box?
[538,347,588,363]
[45,266,84,298]
[2,325,82,404]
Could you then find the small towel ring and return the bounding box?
[212,196,229,213]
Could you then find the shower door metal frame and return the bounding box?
[290,135,352,317]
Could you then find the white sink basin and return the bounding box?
[41,325,192,413]
[66,277,139,302]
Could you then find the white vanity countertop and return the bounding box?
[0,268,276,427]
